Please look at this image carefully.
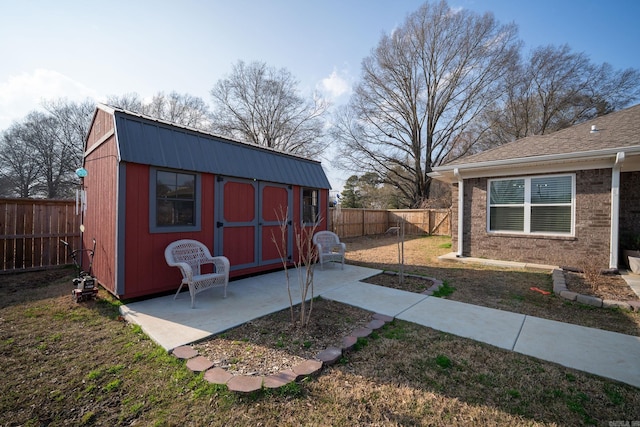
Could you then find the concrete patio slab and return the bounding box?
[120,264,381,351]
[514,316,640,388]
[397,297,527,350]
[621,269,640,298]
[320,281,429,317]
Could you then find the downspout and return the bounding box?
[609,152,625,269]
[454,168,464,257]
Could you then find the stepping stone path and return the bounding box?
[171,312,395,393]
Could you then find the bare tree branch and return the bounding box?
[333,0,519,207]
[210,61,329,157]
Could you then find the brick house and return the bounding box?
[429,104,640,270]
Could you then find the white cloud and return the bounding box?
[319,69,351,101]
[0,69,99,129]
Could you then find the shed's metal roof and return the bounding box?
[106,105,331,189]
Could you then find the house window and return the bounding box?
[488,174,574,235]
[150,168,201,232]
[302,188,319,224]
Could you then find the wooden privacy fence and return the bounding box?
[329,208,451,238]
[0,198,80,272]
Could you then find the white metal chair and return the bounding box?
[164,239,230,308]
[313,231,346,270]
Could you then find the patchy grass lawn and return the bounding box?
[346,234,640,337]
[1,236,639,426]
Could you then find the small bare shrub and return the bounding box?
[271,206,318,328]
[576,257,608,293]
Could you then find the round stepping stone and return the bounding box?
[204,367,233,385]
[263,370,297,389]
[227,375,263,393]
[351,327,372,338]
[186,355,214,372]
[172,346,198,360]
[316,347,342,365]
[292,359,322,378]
[342,336,357,352]
[373,313,393,322]
[365,319,385,330]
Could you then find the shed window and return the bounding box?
[488,174,574,235]
[150,169,201,232]
[302,188,319,224]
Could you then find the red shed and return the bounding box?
[81,104,331,299]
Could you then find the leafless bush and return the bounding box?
[576,257,608,293]
[271,206,318,328]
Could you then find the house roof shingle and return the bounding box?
[445,103,640,166]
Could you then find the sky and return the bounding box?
[1,0,639,191]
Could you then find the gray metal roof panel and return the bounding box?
[112,109,331,189]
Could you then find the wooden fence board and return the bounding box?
[329,207,450,239]
[0,198,80,273]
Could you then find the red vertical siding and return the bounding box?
[121,164,216,299]
[83,111,118,294]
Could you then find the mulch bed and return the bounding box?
[565,271,639,301]
[361,272,434,293]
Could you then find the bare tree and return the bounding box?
[0,99,93,198]
[106,92,144,112]
[43,98,94,172]
[210,60,329,157]
[332,1,519,207]
[0,124,42,197]
[479,45,640,146]
[22,111,76,198]
[107,91,212,130]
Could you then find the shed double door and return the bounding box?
[214,177,292,271]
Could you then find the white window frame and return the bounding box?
[487,173,575,236]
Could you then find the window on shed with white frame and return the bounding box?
[302,188,319,224]
[488,174,574,235]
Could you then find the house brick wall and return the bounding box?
[458,169,612,269]
[620,171,640,236]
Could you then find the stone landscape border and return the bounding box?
[171,272,448,394]
[172,312,395,393]
[552,269,640,311]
